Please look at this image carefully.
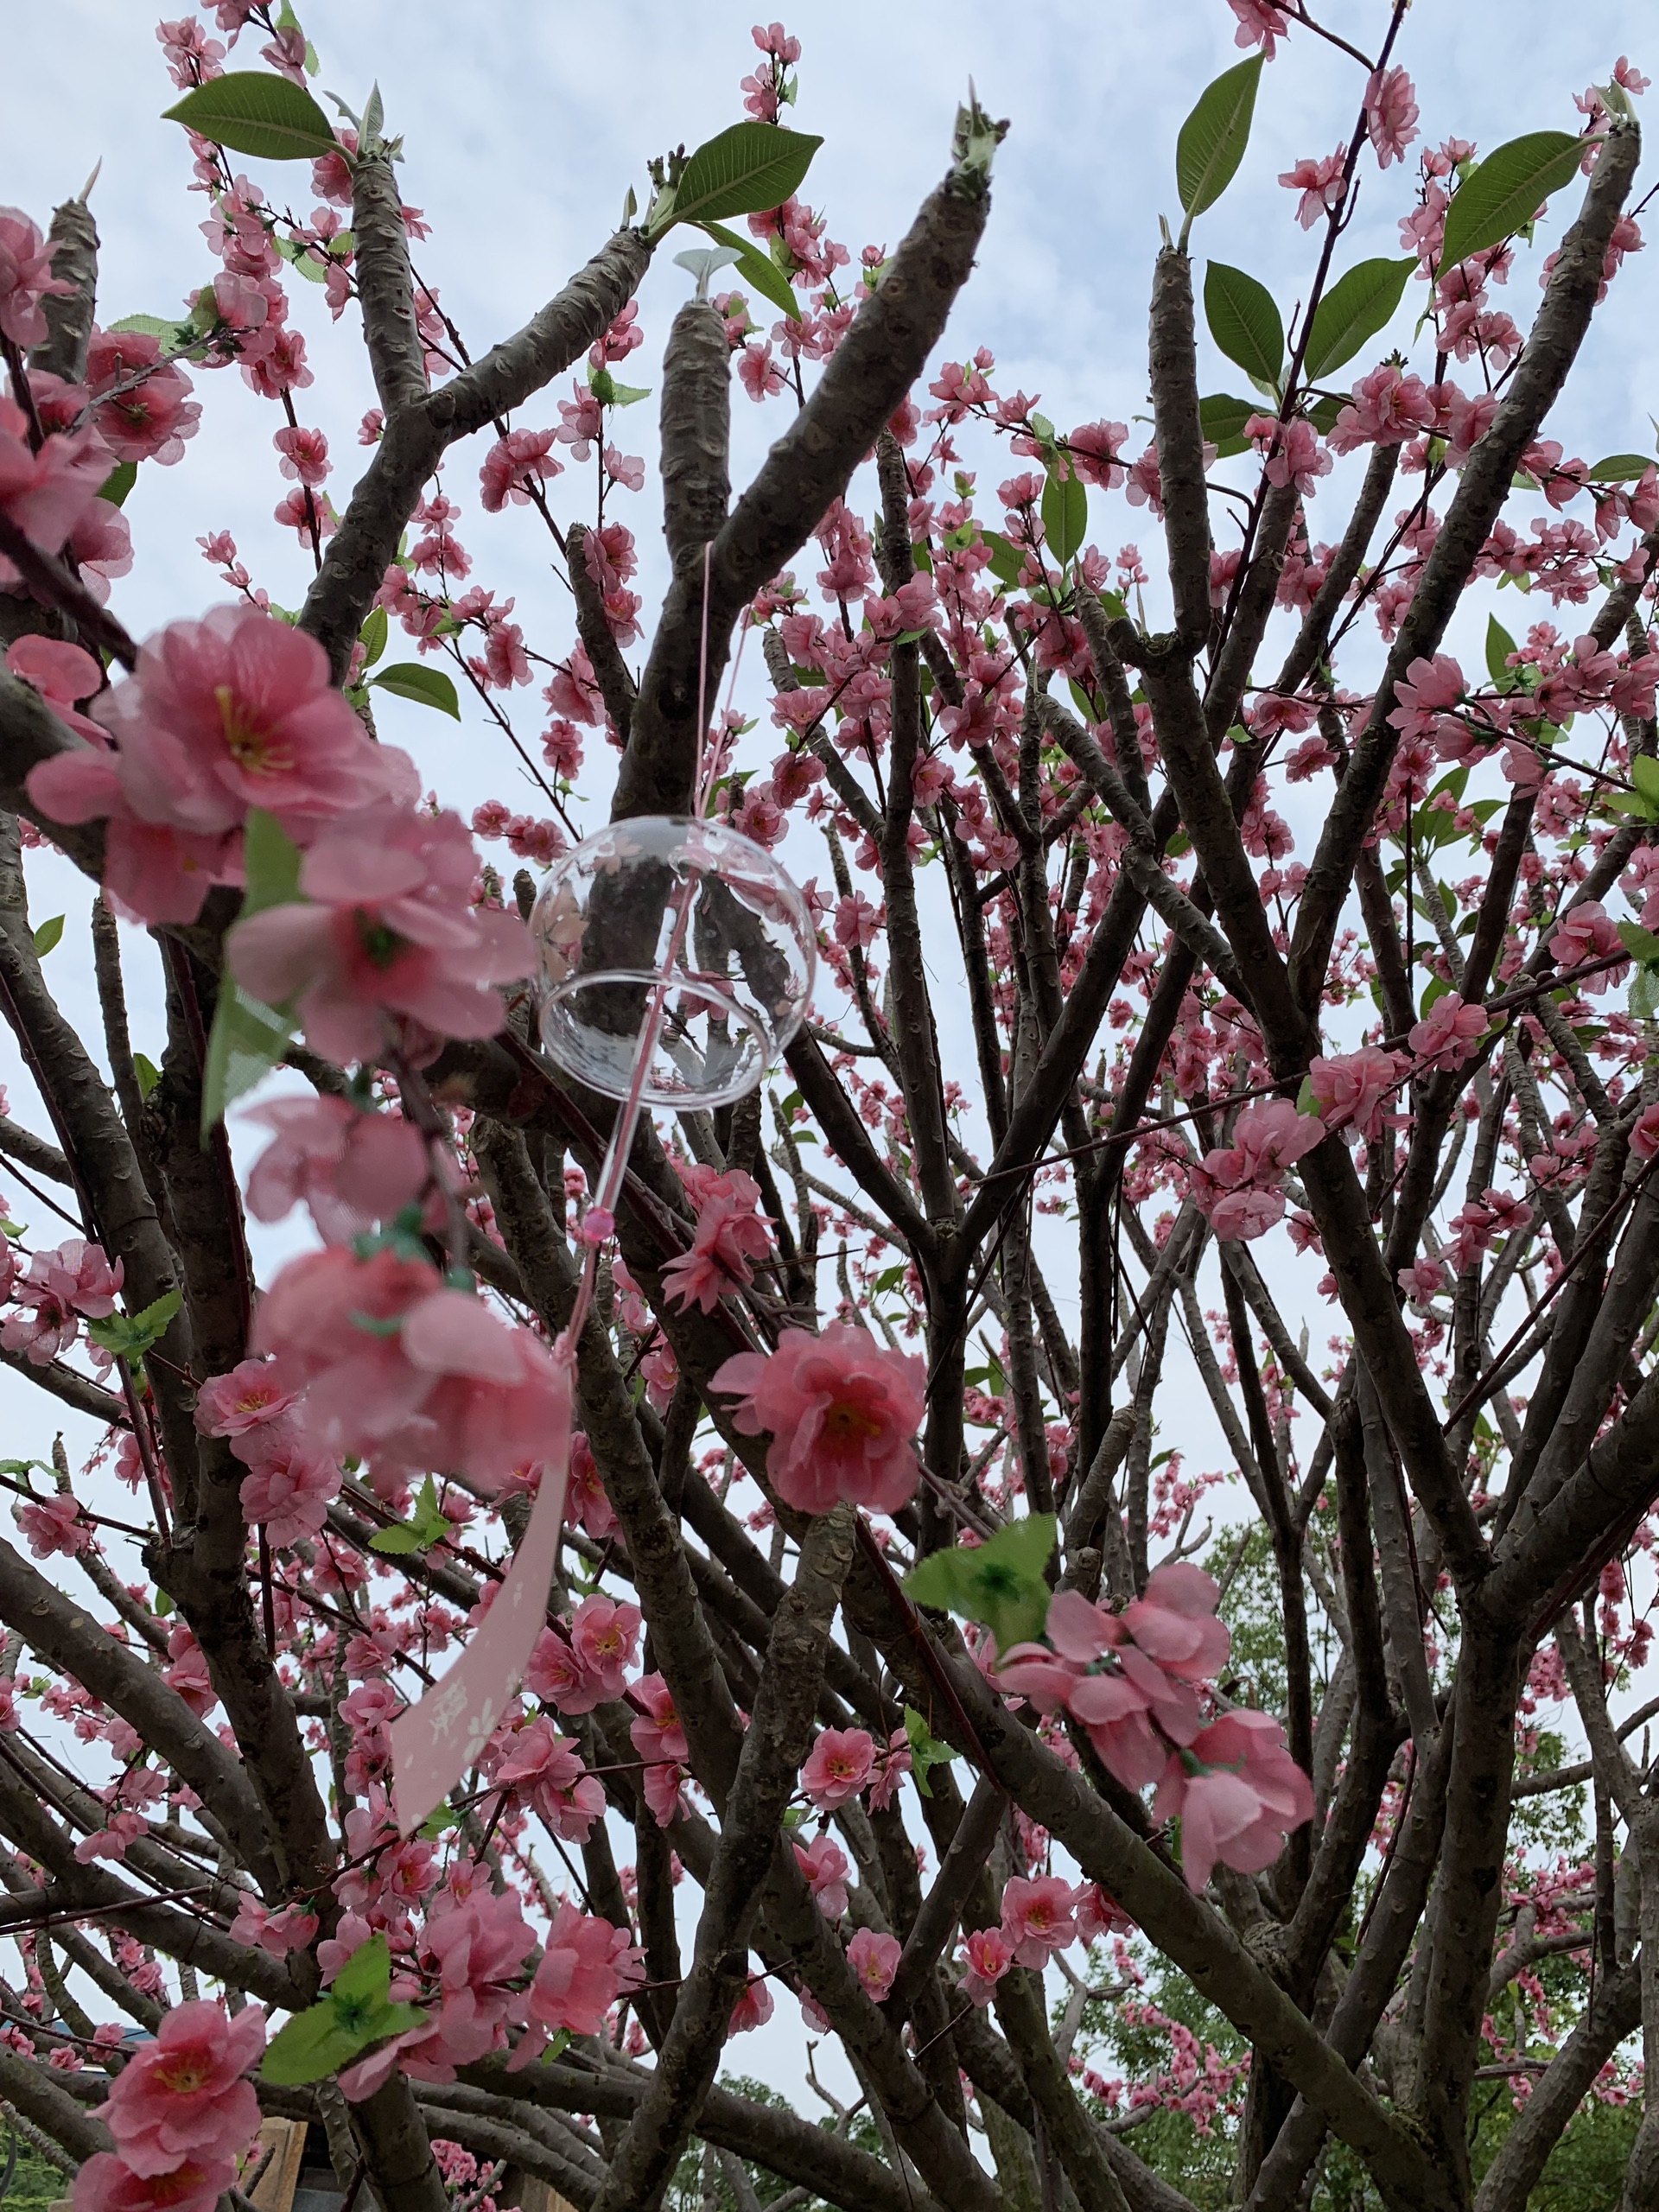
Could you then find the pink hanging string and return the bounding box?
[391,543,722,1834]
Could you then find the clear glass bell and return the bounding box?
[530,816,816,1108]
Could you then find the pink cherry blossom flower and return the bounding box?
[728,1974,775,2035]
[242,1096,429,1243]
[801,1726,877,1810]
[251,1244,568,1489]
[1398,1255,1449,1306]
[194,1358,300,1463]
[226,800,530,1066]
[1327,365,1436,454]
[238,1440,340,1546]
[957,1926,1014,2005]
[1408,991,1487,1073]
[662,1170,773,1313]
[848,1927,900,2002]
[1365,67,1420,168]
[479,427,562,512]
[1306,1046,1408,1141]
[14,1492,91,1560]
[514,1902,643,2054]
[1279,148,1346,229]
[1001,1876,1077,1968]
[0,397,112,584]
[85,327,200,467]
[3,636,105,742]
[1632,1104,1659,1162]
[0,208,73,347]
[563,1431,617,1539]
[74,2153,238,2212]
[97,1999,264,2177]
[1154,1709,1315,1894]
[569,1593,643,1701]
[491,1717,605,1840]
[1123,1564,1233,1681]
[712,1324,925,1516]
[629,1673,690,1827]
[1547,897,1628,994]
[795,1834,850,1918]
[1189,1098,1324,1243]
[1227,0,1289,57]
[1243,414,1332,496]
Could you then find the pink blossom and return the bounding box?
[516,1902,643,2053]
[568,1593,643,1702]
[492,1717,606,1840]
[194,1359,300,1462]
[564,1431,617,1540]
[97,1999,264,2177]
[1001,1876,1077,1968]
[1279,148,1346,229]
[1306,1047,1408,1141]
[662,1170,772,1313]
[22,1238,123,1317]
[1123,1564,1232,1681]
[1366,67,1420,168]
[1408,991,1487,1073]
[1189,1099,1324,1243]
[0,208,73,348]
[226,801,531,1065]
[801,1726,877,1810]
[712,1324,925,1516]
[238,1441,340,1546]
[957,1926,1014,2005]
[1398,1255,1449,1306]
[14,1492,91,1560]
[795,1834,850,1918]
[228,1897,317,1959]
[479,428,561,512]
[242,1096,429,1243]
[1154,1709,1314,1894]
[251,1245,568,1488]
[1227,0,1288,56]
[628,1673,690,1827]
[728,1974,775,2036]
[86,328,200,467]
[74,2154,237,2212]
[4,636,105,743]
[1548,898,1628,993]
[1328,365,1436,454]
[0,397,112,582]
[1244,414,1332,496]
[1389,652,1465,743]
[848,1927,900,2002]
[1632,1104,1659,1162]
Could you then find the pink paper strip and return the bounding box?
[390,1354,573,1835]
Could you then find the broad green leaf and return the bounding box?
[656,122,823,234]
[1175,55,1262,219]
[1438,130,1589,272]
[1204,262,1284,390]
[1589,454,1657,481]
[1067,677,1097,722]
[333,1932,395,2006]
[1041,466,1087,567]
[107,314,195,357]
[87,1287,181,1364]
[370,1478,452,1556]
[1199,393,1257,460]
[201,982,295,1139]
[904,1514,1058,1656]
[1618,918,1659,963]
[1420,971,1450,1020]
[31,916,62,958]
[1485,615,1518,690]
[697,219,799,317]
[980,531,1027,591]
[242,808,303,918]
[370,663,461,720]
[1302,257,1414,381]
[133,1053,162,1100]
[162,72,339,162]
[1633,755,1659,814]
[98,462,137,508]
[903,1705,959,1798]
[358,602,388,671]
[1305,391,1344,435]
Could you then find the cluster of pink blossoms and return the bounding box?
[995,1566,1314,1893]
[76,2001,264,2212]
[957,1876,1130,2006]
[1187,1098,1325,1243]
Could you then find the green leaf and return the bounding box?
[358,603,388,671]
[1041,466,1087,567]
[1485,614,1519,690]
[697,219,799,317]
[903,1705,959,1798]
[31,916,62,958]
[1305,391,1344,436]
[1589,453,1657,481]
[107,314,195,357]
[980,531,1027,591]
[1302,257,1415,381]
[904,1514,1058,1656]
[1420,972,1450,1020]
[1633,756,1659,816]
[1204,262,1284,390]
[98,461,138,509]
[86,1287,181,1365]
[241,808,303,918]
[162,71,340,162]
[370,1478,452,1556]
[202,982,296,1138]
[1199,393,1257,460]
[1438,130,1590,272]
[1175,54,1262,219]
[1618,918,1659,963]
[370,663,461,720]
[656,122,823,234]
[133,1053,162,1100]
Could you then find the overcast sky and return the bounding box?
[0,0,1653,2095]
